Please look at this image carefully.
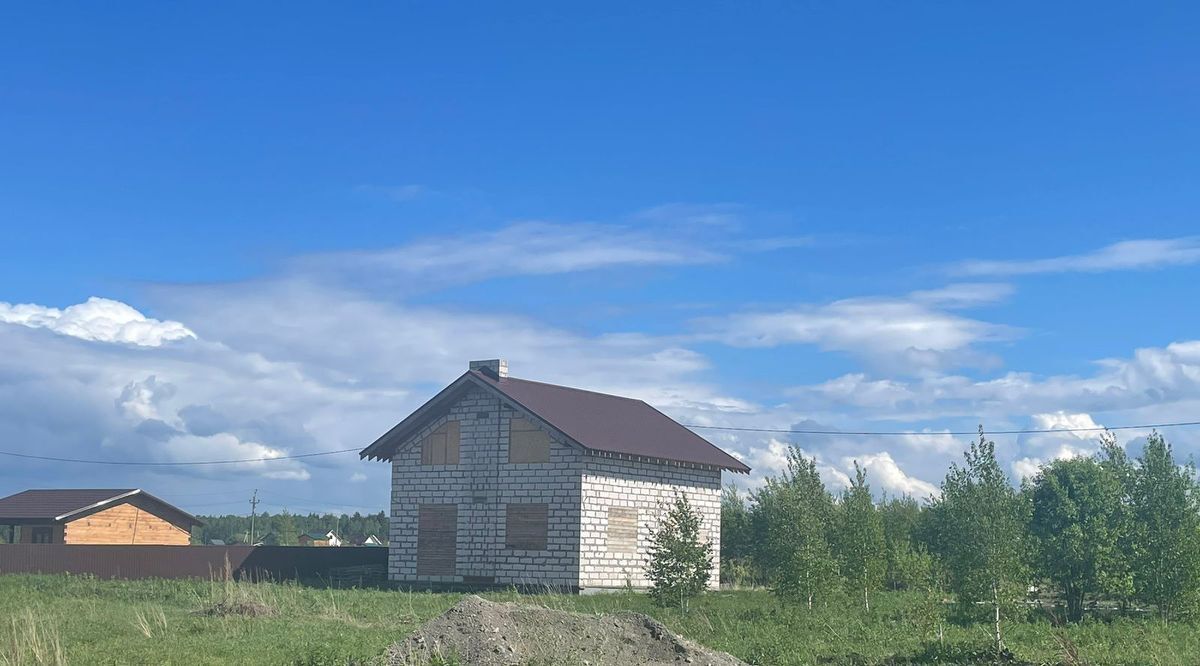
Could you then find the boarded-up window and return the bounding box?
[607,507,637,553]
[508,417,550,463]
[505,503,548,550]
[416,504,457,575]
[420,421,460,465]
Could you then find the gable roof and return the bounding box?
[361,370,750,473]
[301,530,336,540]
[0,489,203,526]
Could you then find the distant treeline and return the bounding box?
[721,428,1200,652]
[192,511,388,546]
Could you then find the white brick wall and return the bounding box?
[578,455,722,590]
[388,386,582,586]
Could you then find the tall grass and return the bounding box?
[1,608,65,666]
[1,575,1199,664]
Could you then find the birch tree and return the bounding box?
[753,446,840,608]
[1130,432,1200,621]
[881,495,924,590]
[646,493,714,611]
[835,462,886,610]
[930,427,1029,657]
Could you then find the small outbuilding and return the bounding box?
[0,489,201,545]
[360,359,750,591]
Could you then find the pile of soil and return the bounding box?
[387,595,747,666]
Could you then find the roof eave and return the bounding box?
[53,489,142,522]
[359,372,477,461]
[53,489,205,527]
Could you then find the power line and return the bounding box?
[682,420,1200,436]
[0,447,359,466]
[268,493,379,510]
[3,419,1199,467]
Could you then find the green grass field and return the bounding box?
[1,575,1198,665]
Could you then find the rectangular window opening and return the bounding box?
[607,507,637,553]
[505,503,548,550]
[420,420,461,465]
[508,417,551,463]
[416,504,458,575]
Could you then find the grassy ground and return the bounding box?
[1,575,1198,665]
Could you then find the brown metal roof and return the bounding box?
[361,370,750,473]
[0,489,203,526]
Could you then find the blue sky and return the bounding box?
[2,4,1200,514]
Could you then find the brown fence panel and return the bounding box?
[0,544,387,583]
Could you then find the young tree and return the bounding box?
[753,446,840,608]
[835,462,887,610]
[646,493,713,611]
[1130,432,1200,621]
[881,495,927,590]
[1029,456,1132,622]
[931,427,1029,656]
[275,510,298,546]
[719,485,757,586]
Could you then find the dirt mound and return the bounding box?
[387,595,747,666]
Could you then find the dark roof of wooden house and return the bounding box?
[0,489,203,526]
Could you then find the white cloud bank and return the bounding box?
[6,224,1200,509]
[0,297,195,347]
[800,340,1200,420]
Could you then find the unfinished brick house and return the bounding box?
[360,360,750,591]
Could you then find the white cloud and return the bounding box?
[696,294,1016,372]
[848,452,940,498]
[1008,412,1107,479]
[290,222,724,288]
[116,376,176,421]
[0,297,195,347]
[909,282,1015,308]
[1012,457,1043,481]
[158,433,311,481]
[349,472,368,483]
[954,238,1200,277]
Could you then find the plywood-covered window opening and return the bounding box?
[420,421,460,465]
[508,417,551,463]
[505,503,548,550]
[607,507,637,553]
[416,504,458,575]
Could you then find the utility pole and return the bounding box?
[249,489,260,545]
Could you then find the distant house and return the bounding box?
[0,489,202,545]
[208,539,226,546]
[361,534,384,547]
[360,359,749,591]
[298,530,341,547]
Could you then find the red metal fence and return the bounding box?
[0,544,387,584]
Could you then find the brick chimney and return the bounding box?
[469,359,508,378]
